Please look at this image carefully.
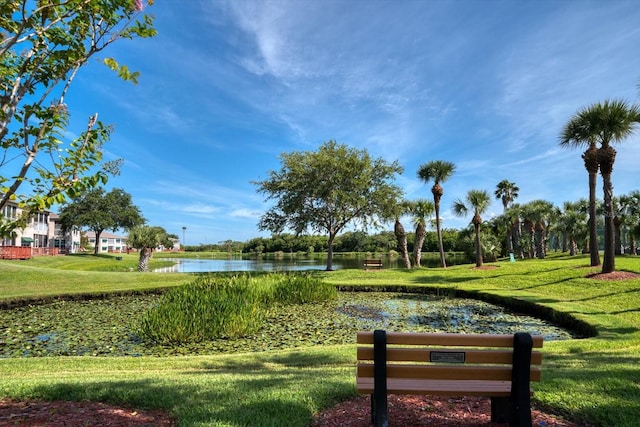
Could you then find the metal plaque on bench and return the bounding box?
[429,351,466,363]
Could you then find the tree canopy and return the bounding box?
[253,140,404,270]
[59,188,144,254]
[0,0,156,237]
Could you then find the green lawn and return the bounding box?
[1,253,640,426]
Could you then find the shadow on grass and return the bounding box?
[27,365,354,427]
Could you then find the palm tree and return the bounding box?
[417,160,455,268]
[391,200,412,269]
[562,100,640,273]
[408,199,435,267]
[520,200,556,259]
[557,201,588,256]
[128,225,168,272]
[560,116,600,267]
[452,189,491,267]
[494,179,519,256]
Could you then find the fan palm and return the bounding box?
[562,100,640,273]
[560,116,601,266]
[408,199,435,267]
[417,160,455,268]
[452,189,491,267]
[494,179,519,255]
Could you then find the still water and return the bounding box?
[153,257,370,273]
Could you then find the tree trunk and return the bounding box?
[535,225,545,259]
[326,232,336,271]
[413,223,426,268]
[138,247,152,272]
[433,191,446,268]
[473,222,483,267]
[93,229,103,255]
[614,216,622,256]
[394,220,411,269]
[587,171,601,266]
[599,145,616,274]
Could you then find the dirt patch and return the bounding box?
[311,394,583,427]
[0,398,176,426]
[585,270,640,280]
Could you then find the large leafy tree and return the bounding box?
[59,188,144,254]
[128,225,171,272]
[254,140,403,271]
[417,160,455,268]
[452,189,491,267]
[0,0,156,237]
[561,100,640,273]
[494,179,519,256]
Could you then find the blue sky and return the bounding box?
[64,0,640,245]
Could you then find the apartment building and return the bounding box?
[0,200,81,253]
[84,231,128,253]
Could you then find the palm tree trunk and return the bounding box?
[614,216,622,255]
[600,145,617,274]
[434,198,446,268]
[394,220,411,269]
[588,171,601,266]
[601,171,616,273]
[413,223,426,268]
[138,247,152,272]
[474,223,483,267]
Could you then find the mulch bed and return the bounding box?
[0,398,176,426]
[311,394,585,427]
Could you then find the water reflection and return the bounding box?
[154,257,349,273]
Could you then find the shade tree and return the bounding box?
[58,188,144,254]
[253,140,403,271]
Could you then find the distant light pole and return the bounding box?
[182,226,187,250]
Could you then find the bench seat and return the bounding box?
[356,330,543,427]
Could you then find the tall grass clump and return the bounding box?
[139,275,263,344]
[266,273,337,305]
[138,273,336,344]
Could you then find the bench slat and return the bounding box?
[357,378,526,397]
[357,331,544,348]
[357,364,542,382]
[357,347,543,365]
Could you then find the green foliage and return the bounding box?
[58,187,144,254]
[0,0,156,236]
[253,140,404,269]
[138,273,337,344]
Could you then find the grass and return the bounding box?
[1,253,640,426]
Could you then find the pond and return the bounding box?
[0,292,576,358]
[153,253,470,272]
[153,257,351,272]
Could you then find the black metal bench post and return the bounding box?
[490,332,533,427]
[372,329,388,427]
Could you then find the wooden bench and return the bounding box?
[363,259,383,269]
[356,330,543,427]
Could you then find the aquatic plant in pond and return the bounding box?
[0,292,575,357]
[138,273,337,344]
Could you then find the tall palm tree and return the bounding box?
[417,160,455,268]
[494,179,519,256]
[560,116,601,267]
[520,200,556,259]
[408,199,435,267]
[566,100,640,273]
[452,189,491,267]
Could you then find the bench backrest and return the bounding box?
[357,331,543,383]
